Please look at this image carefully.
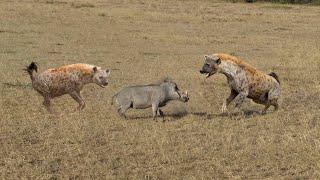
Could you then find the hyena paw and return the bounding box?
[221,103,228,113]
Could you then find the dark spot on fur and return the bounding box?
[264,92,269,100]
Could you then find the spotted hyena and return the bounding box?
[24,62,111,113]
[199,53,280,114]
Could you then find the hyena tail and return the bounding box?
[269,72,280,84]
[23,62,38,81]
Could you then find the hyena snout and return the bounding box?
[199,69,206,74]
[93,68,111,88]
[96,78,109,88]
[200,67,213,78]
[200,64,213,74]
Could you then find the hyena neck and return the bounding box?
[219,61,239,80]
[78,72,94,85]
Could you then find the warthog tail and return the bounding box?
[269,72,280,84]
[110,94,117,105]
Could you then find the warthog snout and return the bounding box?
[180,90,189,102]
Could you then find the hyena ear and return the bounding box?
[106,69,111,75]
[216,58,221,65]
[93,66,98,73]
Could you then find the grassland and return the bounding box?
[0,0,319,179]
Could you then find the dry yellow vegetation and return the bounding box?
[0,0,319,179]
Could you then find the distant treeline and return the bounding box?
[242,0,320,4]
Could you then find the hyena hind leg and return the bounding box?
[262,100,279,114]
[262,92,279,114]
[269,87,280,112]
[43,95,53,113]
[261,104,271,115]
[272,100,279,111]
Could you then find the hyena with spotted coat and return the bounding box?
[200,53,280,114]
[24,62,111,113]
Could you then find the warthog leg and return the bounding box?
[221,89,238,113]
[117,108,126,119]
[152,103,159,120]
[118,102,132,119]
[69,91,85,111]
[157,109,164,120]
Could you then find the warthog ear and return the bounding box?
[216,58,221,65]
[106,69,111,75]
[93,66,97,73]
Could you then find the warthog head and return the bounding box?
[92,67,111,88]
[162,81,189,102]
[200,54,221,78]
[179,90,189,102]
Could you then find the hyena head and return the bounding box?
[199,54,221,78]
[92,67,111,88]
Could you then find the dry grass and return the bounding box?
[0,0,319,179]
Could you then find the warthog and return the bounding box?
[24,62,111,113]
[111,78,189,120]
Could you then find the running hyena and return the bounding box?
[24,62,111,113]
[200,53,281,114]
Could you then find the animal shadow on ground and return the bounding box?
[190,112,219,120]
[191,109,261,120]
[220,109,262,119]
[128,110,189,121]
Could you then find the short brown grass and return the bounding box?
[0,0,319,179]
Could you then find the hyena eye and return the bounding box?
[99,76,104,79]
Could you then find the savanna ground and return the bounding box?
[0,0,319,179]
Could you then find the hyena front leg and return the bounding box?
[69,91,85,111]
[232,90,249,113]
[221,89,238,113]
